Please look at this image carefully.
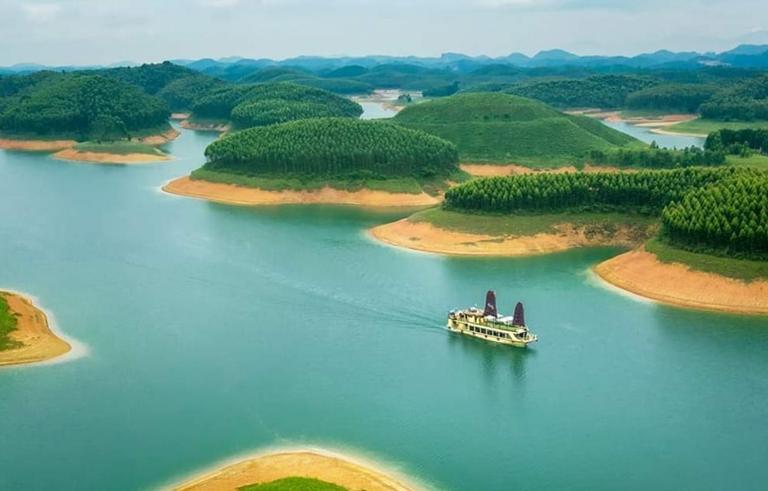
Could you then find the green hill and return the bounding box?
[193,118,460,193]
[394,92,640,166]
[0,73,169,140]
[191,82,363,128]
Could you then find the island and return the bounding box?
[172,450,418,491]
[0,72,177,163]
[392,92,641,170]
[164,117,461,207]
[372,167,768,314]
[0,291,71,366]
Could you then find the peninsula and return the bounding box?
[0,72,176,163]
[165,118,461,206]
[0,291,71,366]
[372,167,768,314]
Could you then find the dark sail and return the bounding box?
[513,302,525,326]
[483,290,498,317]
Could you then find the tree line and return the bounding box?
[705,128,768,155]
[191,82,362,127]
[585,145,725,168]
[202,118,458,178]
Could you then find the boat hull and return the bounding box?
[446,321,536,348]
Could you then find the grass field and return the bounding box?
[663,118,768,136]
[0,294,21,351]
[74,142,166,156]
[645,238,768,281]
[190,168,468,195]
[394,93,640,167]
[409,207,658,237]
[239,477,346,491]
[726,153,768,168]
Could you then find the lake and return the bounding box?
[1,127,766,491]
[596,119,704,149]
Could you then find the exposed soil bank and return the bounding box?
[180,120,230,133]
[53,148,171,164]
[0,292,71,367]
[170,113,191,121]
[370,218,645,256]
[172,450,418,491]
[138,128,181,145]
[0,138,76,151]
[594,249,768,315]
[460,163,624,177]
[163,176,440,207]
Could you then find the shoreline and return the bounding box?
[0,138,76,151]
[171,448,421,491]
[179,120,230,133]
[594,249,768,315]
[163,176,441,207]
[370,218,647,257]
[53,148,171,165]
[0,291,72,367]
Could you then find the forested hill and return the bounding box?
[202,118,458,178]
[394,92,638,165]
[0,73,170,140]
[191,82,363,128]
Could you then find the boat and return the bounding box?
[447,290,537,348]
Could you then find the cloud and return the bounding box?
[20,2,62,21]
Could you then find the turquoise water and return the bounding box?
[1,128,767,491]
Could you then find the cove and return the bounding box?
[1,127,767,491]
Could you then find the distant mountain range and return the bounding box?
[2,44,768,75]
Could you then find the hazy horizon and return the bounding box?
[1,0,767,66]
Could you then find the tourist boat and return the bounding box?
[447,291,537,348]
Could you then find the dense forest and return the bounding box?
[625,84,719,113]
[662,174,768,257]
[191,82,362,127]
[586,145,725,168]
[0,73,169,139]
[699,75,768,120]
[443,168,737,214]
[202,118,458,178]
[444,167,766,258]
[705,128,768,155]
[504,75,657,108]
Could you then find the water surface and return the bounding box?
[601,119,705,148]
[1,128,766,491]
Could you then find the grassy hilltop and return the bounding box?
[394,92,639,166]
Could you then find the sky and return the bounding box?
[1,0,767,66]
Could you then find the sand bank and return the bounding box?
[594,249,768,315]
[583,111,697,126]
[650,127,708,138]
[173,450,418,491]
[53,148,170,165]
[0,292,71,366]
[0,138,76,152]
[163,176,440,207]
[370,218,647,256]
[171,113,191,121]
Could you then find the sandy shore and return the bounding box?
[163,176,441,207]
[171,113,191,121]
[650,127,708,138]
[0,138,76,152]
[370,218,648,256]
[53,148,171,165]
[0,291,71,366]
[594,249,768,315]
[173,450,419,491]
